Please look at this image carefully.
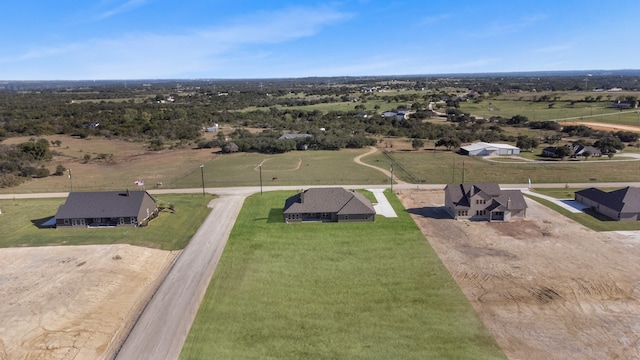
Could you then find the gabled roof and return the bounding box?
[445,183,527,211]
[575,187,640,213]
[55,190,155,219]
[284,188,375,215]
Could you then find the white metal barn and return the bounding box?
[460,142,520,156]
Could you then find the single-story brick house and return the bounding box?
[444,183,527,221]
[283,187,375,223]
[460,142,520,156]
[574,187,640,221]
[55,190,158,227]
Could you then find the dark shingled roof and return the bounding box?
[55,190,155,219]
[284,188,375,215]
[576,187,640,213]
[445,183,527,211]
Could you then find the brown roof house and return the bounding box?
[55,190,158,227]
[444,183,527,221]
[283,188,375,223]
[574,187,640,221]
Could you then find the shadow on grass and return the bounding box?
[262,208,284,223]
[406,206,452,219]
[31,215,56,228]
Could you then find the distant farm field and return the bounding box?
[180,190,506,360]
[0,194,211,250]
[0,136,387,193]
[459,95,640,125]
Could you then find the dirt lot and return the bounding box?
[398,189,640,360]
[562,121,640,133]
[0,245,177,360]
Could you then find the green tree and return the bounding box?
[435,137,461,151]
[411,138,425,150]
[19,139,51,161]
[516,136,539,152]
[594,136,625,154]
[554,146,572,159]
[54,164,66,176]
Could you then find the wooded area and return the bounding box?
[1,72,639,187]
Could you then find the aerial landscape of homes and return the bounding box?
[1,74,640,360]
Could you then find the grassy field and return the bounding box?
[0,136,388,193]
[460,96,640,125]
[0,194,212,250]
[360,150,640,184]
[179,190,506,360]
[173,149,388,188]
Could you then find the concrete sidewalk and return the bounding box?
[367,188,397,218]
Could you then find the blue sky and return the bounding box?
[1,0,638,80]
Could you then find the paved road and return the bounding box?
[114,192,248,360]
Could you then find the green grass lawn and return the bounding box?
[175,149,389,188]
[360,150,640,184]
[460,96,640,125]
[179,190,506,360]
[0,194,212,250]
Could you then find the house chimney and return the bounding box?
[126,189,130,197]
[300,189,304,203]
[507,197,511,209]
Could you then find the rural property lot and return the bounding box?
[0,244,177,360]
[398,189,640,360]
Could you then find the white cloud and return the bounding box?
[1,5,352,79]
[533,43,574,53]
[97,0,151,20]
[418,14,451,26]
[473,13,547,38]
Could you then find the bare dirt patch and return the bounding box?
[0,244,177,360]
[562,121,640,133]
[399,189,640,360]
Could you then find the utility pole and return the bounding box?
[200,164,205,196]
[390,163,394,192]
[259,163,263,195]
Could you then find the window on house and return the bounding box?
[63,219,70,225]
[457,210,468,217]
[476,210,487,216]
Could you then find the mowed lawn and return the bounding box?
[180,191,506,360]
[0,194,211,250]
[174,149,388,188]
[361,150,640,184]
